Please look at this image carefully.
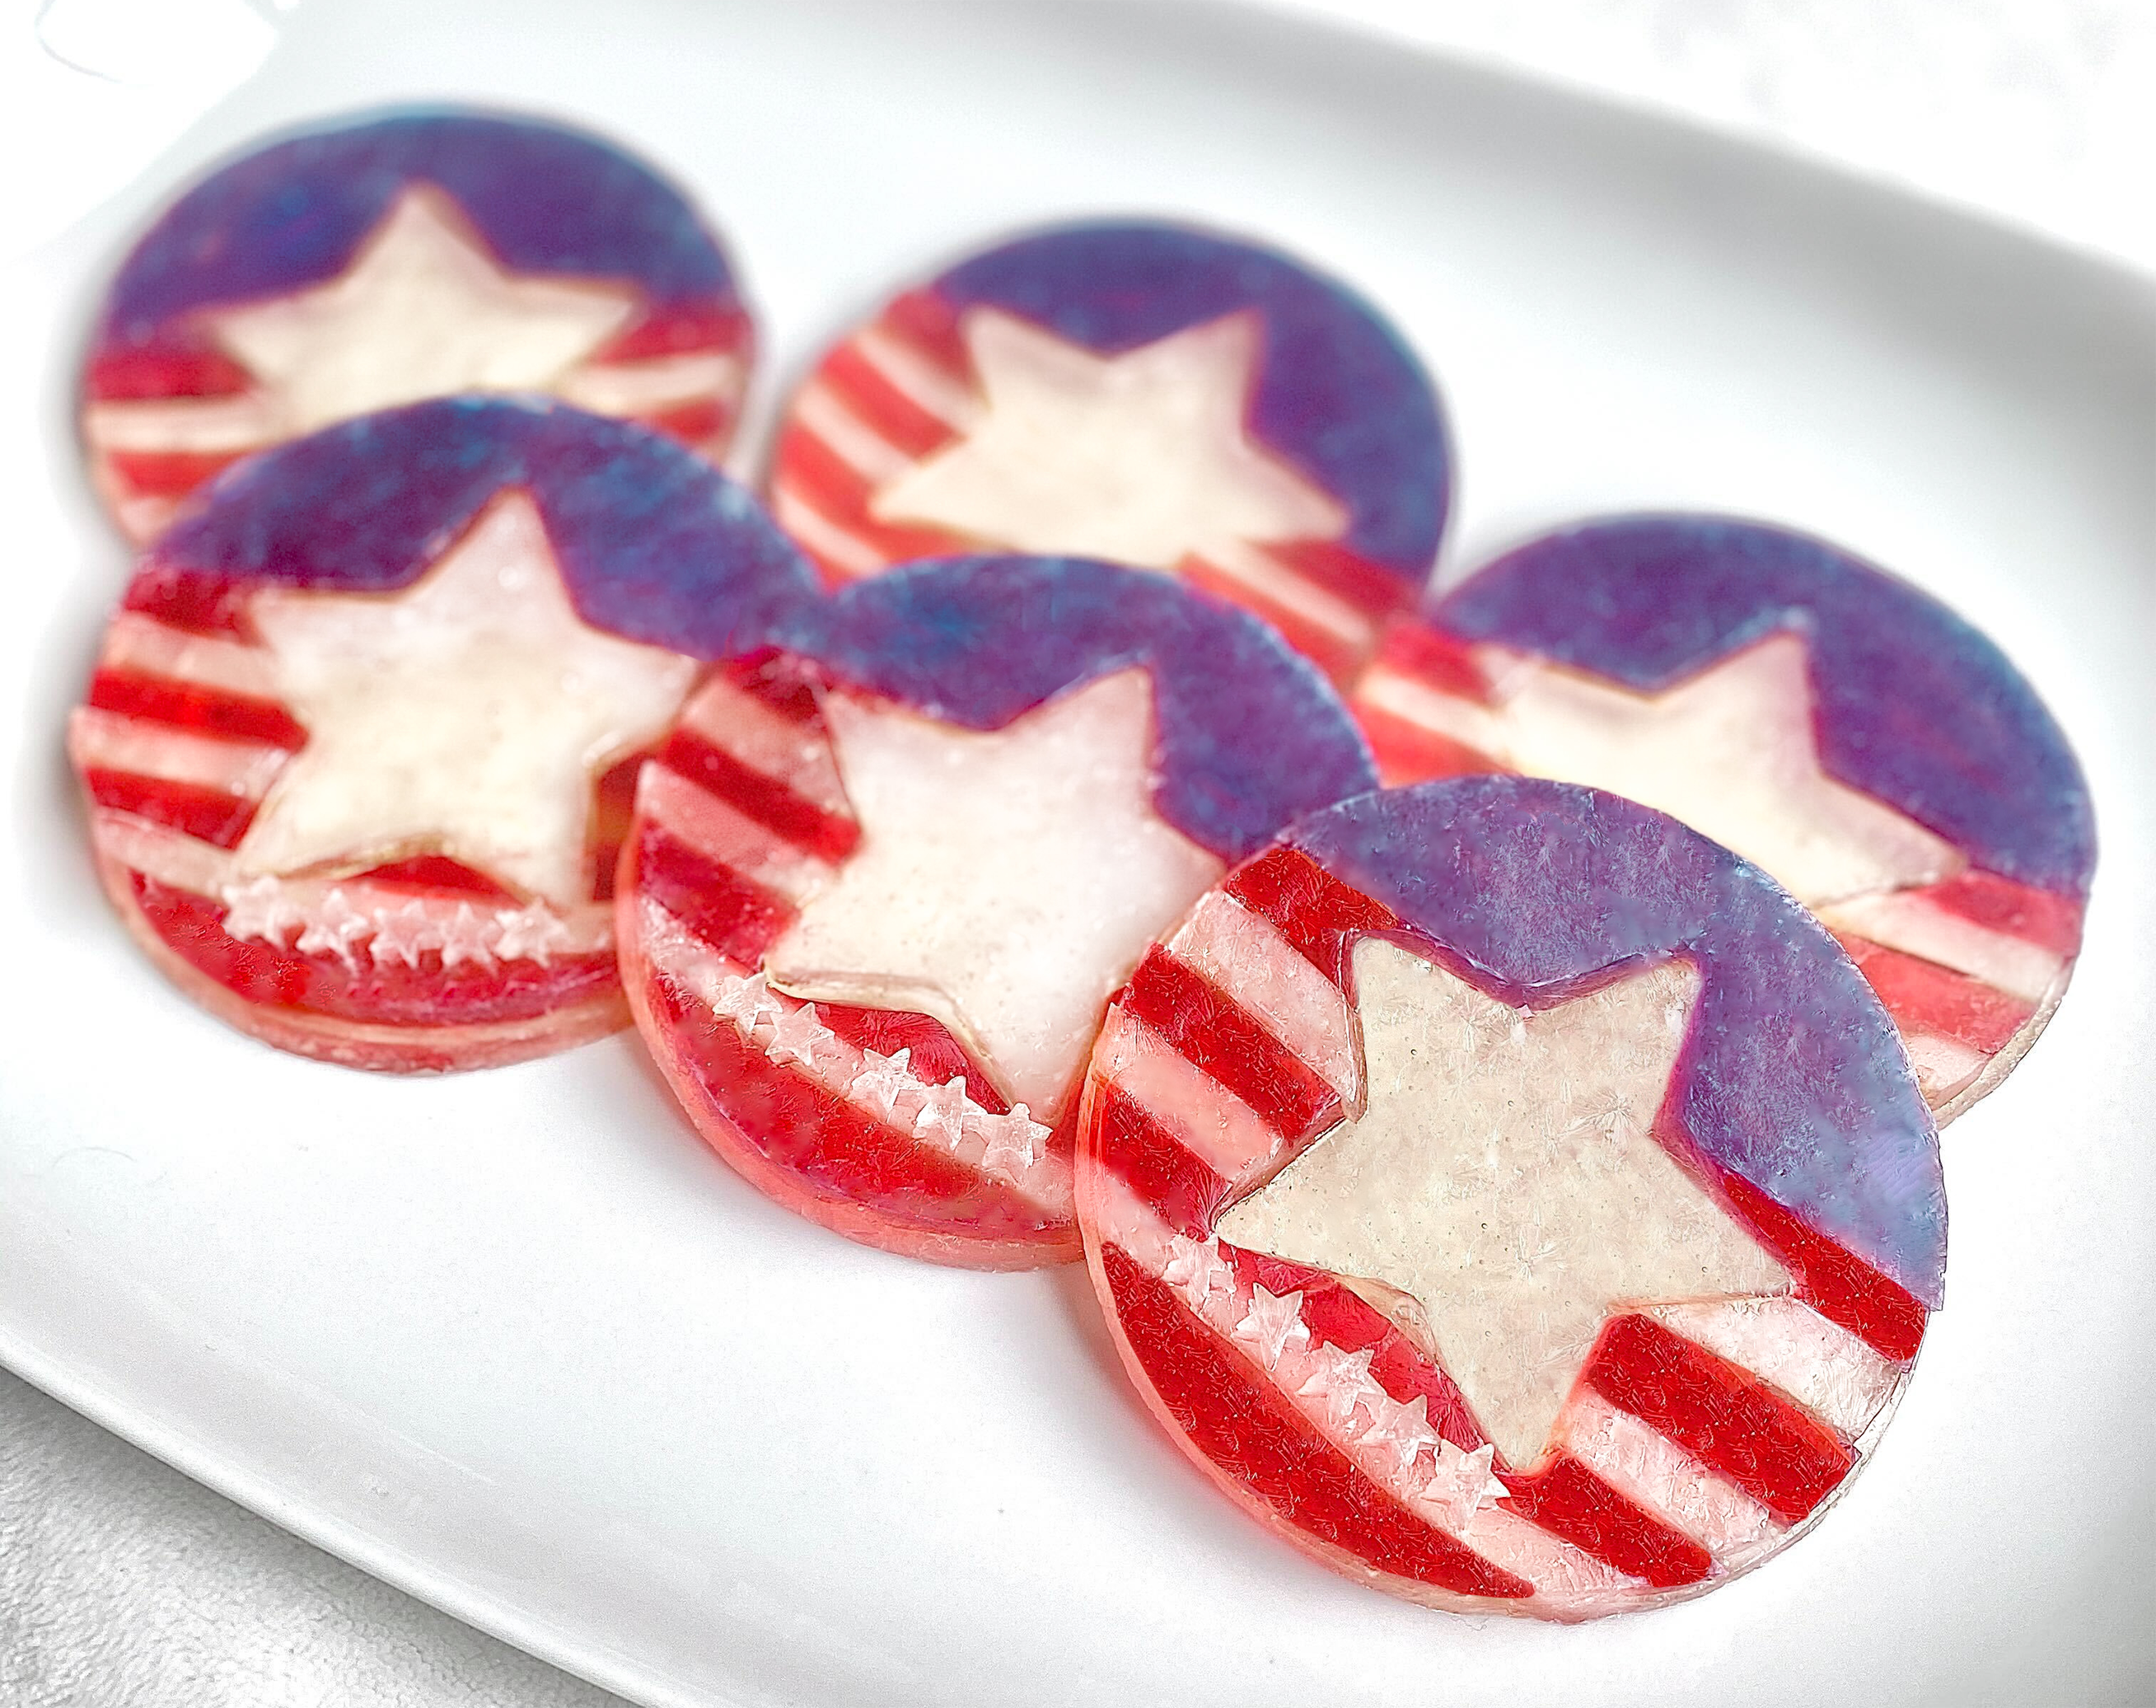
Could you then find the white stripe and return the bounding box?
[673,675,853,818]
[638,900,1069,1211]
[636,762,833,903]
[788,380,914,483]
[771,483,889,578]
[1815,890,2064,1004]
[218,875,610,970]
[1644,1297,1905,1441]
[82,394,277,454]
[68,707,288,798]
[1165,893,1358,1101]
[1191,538,1375,652]
[90,809,236,894]
[1558,1388,1782,1564]
[1093,1181,1639,1605]
[1093,1008,1281,1187]
[115,494,182,542]
[99,612,280,700]
[1353,662,1506,757]
[1901,1031,1987,1107]
[851,325,980,430]
[554,351,744,416]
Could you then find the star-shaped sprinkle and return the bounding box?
[870,309,1346,571]
[1359,1392,1438,1477]
[848,1048,919,1123]
[765,667,1223,1118]
[912,1076,975,1148]
[1230,1285,1312,1373]
[1485,632,1961,905]
[764,1001,835,1069]
[710,969,785,1036]
[234,492,696,910]
[1217,938,1790,1472]
[209,186,638,438]
[977,1104,1051,1174]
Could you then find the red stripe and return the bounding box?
[121,570,257,637]
[106,448,248,501]
[643,398,727,447]
[86,669,308,750]
[1091,1080,1230,1240]
[585,749,651,903]
[1921,869,2083,958]
[817,340,963,461]
[878,288,971,375]
[1263,537,1420,623]
[657,732,858,863]
[1223,845,1400,977]
[722,651,824,724]
[87,345,253,400]
[1356,701,1501,787]
[85,770,258,847]
[1121,949,1339,1139]
[772,424,968,564]
[814,1002,1008,1113]
[1497,1456,1713,1588]
[1177,555,1367,684]
[629,824,792,968]
[1586,1313,1854,1525]
[1100,1243,1534,1601]
[594,302,753,362]
[357,855,522,901]
[649,976,1064,1244]
[1370,618,1491,702]
[1835,934,2035,1054]
[134,876,615,1023]
[1226,1248,1488,1452]
[1716,1172,1929,1363]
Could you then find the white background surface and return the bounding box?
[2,2,2151,1705]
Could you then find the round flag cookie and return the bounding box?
[1349,516,2094,1120]
[769,220,1448,681]
[1077,778,1946,1618]
[618,556,1378,1268]
[82,107,754,542]
[67,395,816,1072]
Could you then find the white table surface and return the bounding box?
[3,1,2150,1703]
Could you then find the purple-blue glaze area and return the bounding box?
[1290,776,1947,1307]
[152,397,818,661]
[936,221,1448,582]
[100,106,738,343]
[773,556,1378,863]
[1434,514,2094,898]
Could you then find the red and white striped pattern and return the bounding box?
[619,662,1078,1264]
[68,566,619,1064]
[768,289,1412,681]
[1352,622,2083,1116]
[1078,843,1925,1617]
[82,303,753,542]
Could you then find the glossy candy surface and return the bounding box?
[82,107,754,540]
[67,396,816,1070]
[1077,778,1946,1617]
[1351,515,2094,1118]
[619,555,1376,1267]
[769,220,1448,680]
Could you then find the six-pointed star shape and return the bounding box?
[764,667,1224,1119]
[208,185,639,437]
[869,309,1347,571]
[236,491,698,910]
[1217,937,1791,1472]
[1481,631,1961,905]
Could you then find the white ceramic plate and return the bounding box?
[3,2,2153,1704]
